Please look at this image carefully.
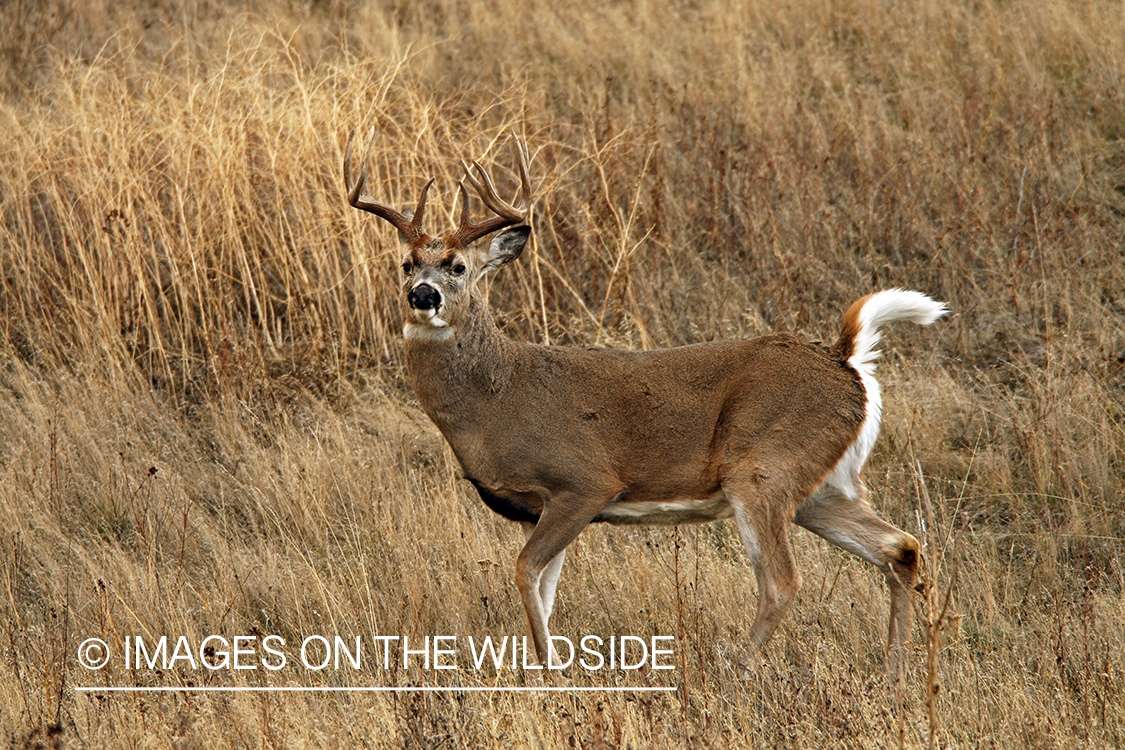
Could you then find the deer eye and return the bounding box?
[452,263,467,276]
[401,262,413,276]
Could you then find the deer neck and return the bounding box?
[403,294,515,425]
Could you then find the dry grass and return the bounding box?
[1,0,1123,746]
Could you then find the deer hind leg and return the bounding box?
[723,473,803,651]
[793,482,919,682]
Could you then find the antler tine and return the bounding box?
[344,127,429,243]
[457,181,473,228]
[453,137,533,245]
[465,139,532,219]
[514,137,532,206]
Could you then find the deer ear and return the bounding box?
[478,226,530,272]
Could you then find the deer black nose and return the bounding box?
[408,284,441,310]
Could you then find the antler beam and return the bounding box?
[452,138,533,246]
[344,128,432,243]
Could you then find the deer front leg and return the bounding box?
[516,490,616,666]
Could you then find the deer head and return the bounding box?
[344,130,533,333]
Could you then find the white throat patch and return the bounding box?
[404,323,454,341]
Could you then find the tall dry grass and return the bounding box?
[1,0,1123,746]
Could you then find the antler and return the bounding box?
[452,137,533,246]
[344,128,432,243]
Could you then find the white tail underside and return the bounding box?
[827,289,948,499]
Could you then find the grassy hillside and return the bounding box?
[1,0,1123,746]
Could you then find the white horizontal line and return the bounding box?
[75,686,676,693]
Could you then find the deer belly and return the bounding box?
[593,491,732,525]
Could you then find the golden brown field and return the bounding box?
[1,0,1123,746]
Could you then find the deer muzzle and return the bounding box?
[408,283,442,311]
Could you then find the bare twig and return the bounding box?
[913,461,961,750]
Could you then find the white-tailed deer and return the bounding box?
[344,132,947,681]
